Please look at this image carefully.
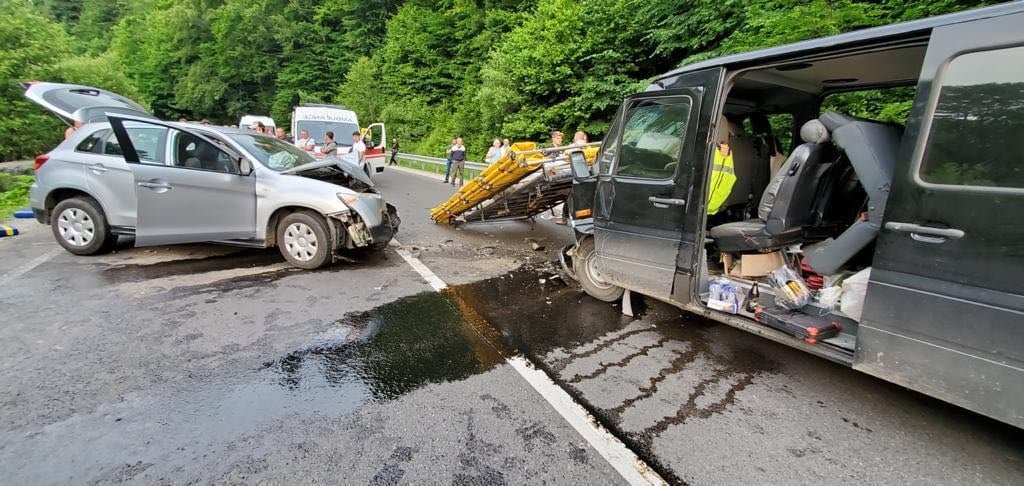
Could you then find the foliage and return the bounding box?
[0,0,70,161]
[0,173,34,221]
[2,0,1001,162]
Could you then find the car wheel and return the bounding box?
[51,197,114,255]
[277,211,332,269]
[573,237,624,302]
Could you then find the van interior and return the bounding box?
[698,42,927,355]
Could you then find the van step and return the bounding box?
[754,302,851,344]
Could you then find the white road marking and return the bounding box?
[389,239,447,291]
[0,247,62,287]
[389,237,667,486]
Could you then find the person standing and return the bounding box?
[443,137,456,183]
[389,138,400,166]
[485,138,502,165]
[500,138,511,158]
[548,130,564,149]
[295,129,315,151]
[63,119,82,140]
[276,127,293,144]
[363,128,375,150]
[321,131,338,155]
[350,131,366,163]
[572,130,588,145]
[449,137,467,186]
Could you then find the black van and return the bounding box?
[562,2,1023,428]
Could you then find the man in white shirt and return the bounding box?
[295,129,315,151]
[351,131,367,163]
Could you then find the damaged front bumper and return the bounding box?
[328,203,401,250]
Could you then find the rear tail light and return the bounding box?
[34,154,49,171]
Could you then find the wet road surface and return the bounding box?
[1,167,1022,484]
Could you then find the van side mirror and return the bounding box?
[568,151,592,180]
[238,157,254,176]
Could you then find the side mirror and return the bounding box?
[238,157,254,176]
[568,151,592,180]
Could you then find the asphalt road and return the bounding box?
[0,167,1021,485]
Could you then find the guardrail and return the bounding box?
[396,153,489,171]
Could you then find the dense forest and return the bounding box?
[1,0,994,161]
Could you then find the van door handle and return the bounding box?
[885,222,964,243]
[87,163,108,174]
[648,196,686,208]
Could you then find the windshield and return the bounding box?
[295,121,359,145]
[230,134,317,171]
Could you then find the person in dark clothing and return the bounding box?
[389,138,400,166]
[276,127,294,144]
[321,131,338,155]
[443,137,456,183]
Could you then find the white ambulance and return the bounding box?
[291,104,387,178]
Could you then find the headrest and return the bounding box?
[819,111,857,132]
[800,119,829,144]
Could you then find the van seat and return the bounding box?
[709,119,835,252]
[805,112,902,274]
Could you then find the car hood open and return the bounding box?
[280,155,375,190]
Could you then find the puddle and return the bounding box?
[209,264,768,485]
[263,291,504,402]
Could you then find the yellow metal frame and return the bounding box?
[430,142,599,224]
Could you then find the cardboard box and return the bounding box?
[721,251,785,278]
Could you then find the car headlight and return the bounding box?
[338,193,359,206]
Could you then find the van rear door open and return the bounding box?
[856,13,1024,428]
[591,68,721,303]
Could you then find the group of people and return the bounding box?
[440,130,591,186]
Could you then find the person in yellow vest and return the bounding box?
[707,140,736,215]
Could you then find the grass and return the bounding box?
[394,157,482,181]
[0,171,33,221]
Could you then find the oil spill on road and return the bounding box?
[263,291,504,403]
[254,264,773,485]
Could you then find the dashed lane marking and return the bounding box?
[388,237,667,486]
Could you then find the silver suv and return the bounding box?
[25,82,400,269]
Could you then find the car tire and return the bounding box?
[277,211,332,270]
[573,236,624,302]
[50,197,114,256]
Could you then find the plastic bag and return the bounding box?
[768,265,812,309]
[815,286,843,310]
[840,267,871,322]
[708,278,742,314]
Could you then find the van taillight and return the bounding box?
[34,154,49,170]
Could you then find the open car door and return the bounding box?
[107,114,257,246]
[362,122,387,173]
[591,68,721,302]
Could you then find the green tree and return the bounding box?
[0,1,71,160]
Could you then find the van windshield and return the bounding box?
[295,121,359,145]
[230,134,316,171]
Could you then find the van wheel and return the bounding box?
[277,212,332,269]
[51,197,114,255]
[573,237,624,302]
